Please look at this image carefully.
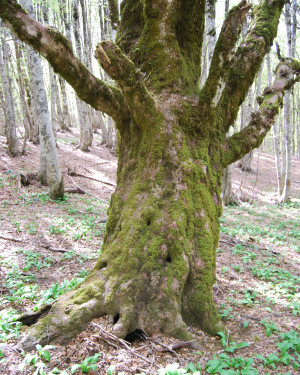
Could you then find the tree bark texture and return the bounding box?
[0,33,18,156]
[1,0,298,351]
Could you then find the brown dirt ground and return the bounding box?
[0,131,299,375]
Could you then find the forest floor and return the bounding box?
[0,129,299,375]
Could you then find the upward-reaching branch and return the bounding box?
[218,0,285,131]
[222,58,300,167]
[200,0,251,108]
[0,0,130,126]
[95,41,158,129]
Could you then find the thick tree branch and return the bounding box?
[222,59,300,167]
[218,0,285,131]
[95,41,158,128]
[116,0,144,56]
[174,0,205,88]
[0,0,130,126]
[107,0,119,31]
[200,0,251,107]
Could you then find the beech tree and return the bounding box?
[1,0,300,351]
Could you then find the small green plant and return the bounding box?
[221,267,228,277]
[219,304,234,320]
[289,302,300,316]
[70,353,101,374]
[260,320,279,337]
[218,331,250,353]
[206,353,258,374]
[26,222,38,235]
[36,344,56,362]
[49,224,65,235]
[0,309,23,341]
[240,290,257,306]
[232,264,245,273]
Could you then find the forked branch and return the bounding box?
[200,0,251,107]
[223,59,300,167]
[0,0,129,125]
[218,0,285,132]
[95,41,158,128]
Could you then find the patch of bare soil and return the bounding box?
[231,151,300,203]
[0,133,299,375]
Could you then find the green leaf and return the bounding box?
[206,359,225,374]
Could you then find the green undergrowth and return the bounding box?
[2,327,299,374]
[220,201,300,252]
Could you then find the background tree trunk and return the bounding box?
[20,0,64,200]
[0,32,18,156]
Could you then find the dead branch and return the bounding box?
[146,337,179,359]
[67,170,116,187]
[64,186,85,194]
[0,235,24,243]
[91,323,153,365]
[66,175,104,200]
[40,245,69,253]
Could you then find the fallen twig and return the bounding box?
[68,170,116,187]
[0,235,24,243]
[91,323,152,365]
[147,337,179,359]
[40,245,69,253]
[66,175,104,200]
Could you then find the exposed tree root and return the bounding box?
[17,265,225,352]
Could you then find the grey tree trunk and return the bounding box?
[238,86,254,171]
[20,0,64,200]
[49,65,58,137]
[280,0,296,203]
[58,76,71,131]
[0,33,18,156]
[73,0,93,151]
[14,39,33,154]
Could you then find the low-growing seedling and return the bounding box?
[241,290,257,306]
[70,353,101,374]
[218,331,250,353]
[206,353,258,374]
[219,304,234,320]
[36,344,56,362]
[260,320,279,337]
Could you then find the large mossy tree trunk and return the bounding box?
[1,0,299,351]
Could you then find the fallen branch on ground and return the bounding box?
[40,244,69,253]
[0,235,24,243]
[91,323,153,365]
[67,170,116,187]
[64,186,85,194]
[66,175,104,200]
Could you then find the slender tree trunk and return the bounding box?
[14,39,33,153]
[20,0,64,200]
[280,0,295,203]
[0,34,18,156]
[73,0,93,151]
[49,65,58,137]
[58,76,71,131]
